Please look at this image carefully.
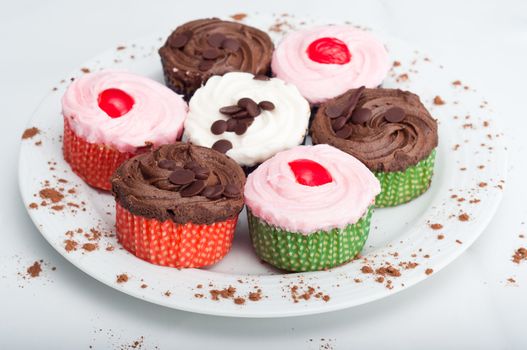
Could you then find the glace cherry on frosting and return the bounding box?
[98,88,135,118]
[306,37,351,65]
[288,159,333,186]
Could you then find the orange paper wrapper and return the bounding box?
[115,203,237,268]
[63,117,134,191]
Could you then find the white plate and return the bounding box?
[18,14,507,318]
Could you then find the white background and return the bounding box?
[1,0,526,349]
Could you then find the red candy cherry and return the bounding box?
[97,88,134,118]
[306,37,351,65]
[288,159,333,186]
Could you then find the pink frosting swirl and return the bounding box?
[62,70,188,153]
[271,25,390,104]
[244,144,380,234]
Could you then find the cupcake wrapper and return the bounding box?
[374,149,436,208]
[116,203,237,268]
[247,207,373,272]
[63,117,134,191]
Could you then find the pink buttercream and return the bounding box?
[62,70,188,153]
[271,25,390,104]
[244,144,380,234]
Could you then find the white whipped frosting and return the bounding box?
[184,72,310,167]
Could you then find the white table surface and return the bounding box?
[1,0,526,348]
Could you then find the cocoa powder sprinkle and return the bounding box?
[22,127,40,139]
[27,261,42,278]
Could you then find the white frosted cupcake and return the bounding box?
[183,72,310,169]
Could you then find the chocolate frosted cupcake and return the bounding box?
[184,72,310,169]
[111,143,245,268]
[311,87,438,207]
[159,18,274,99]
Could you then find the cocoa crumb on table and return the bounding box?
[64,239,78,252]
[230,13,247,21]
[458,213,470,222]
[248,291,262,301]
[27,261,42,278]
[433,96,445,105]
[361,265,373,274]
[429,223,443,230]
[393,61,401,67]
[39,188,64,203]
[234,297,245,305]
[512,247,527,264]
[425,268,434,275]
[22,127,40,139]
[437,234,445,240]
[82,243,98,252]
[116,274,129,283]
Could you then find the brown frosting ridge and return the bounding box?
[111,143,246,224]
[311,88,438,172]
[159,18,274,99]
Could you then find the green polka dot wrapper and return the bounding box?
[374,149,436,208]
[247,207,373,272]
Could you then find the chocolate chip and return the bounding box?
[211,139,232,154]
[351,108,372,124]
[384,107,406,123]
[201,184,224,199]
[219,105,243,115]
[211,120,227,135]
[253,74,270,81]
[237,97,252,108]
[258,101,275,111]
[234,121,248,135]
[331,116,347,131]
[226,118,238,131]
[158,159,179,170]
[198,60,214,71]
[222,38,240,52]
[184,161,200,170]
[246,102,261,118]
[207,33,226,48]
[168,169,195,185]
[335,124,353,139]
[325,104,346,119]
[180,180,206,197]
[231,110,251,119]
[202,48,220,60]
[223,184,240,198]
[169,32,191,49]
[193,167,210,180]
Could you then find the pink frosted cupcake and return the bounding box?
[244,144,380,272]
[271,25,390,105]
[62,70,188,190]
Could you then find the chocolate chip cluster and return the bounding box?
[158,159,240,199]
[169,31,241,71]
[326,86,407,139]
[210,96,275,154]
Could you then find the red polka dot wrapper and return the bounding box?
[115,203,237,268]
[63,118,134,191]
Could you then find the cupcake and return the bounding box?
[271,25,390,105]
[244,144,380,272]
[159,18,274,99]
[311,87,438,207]
[183,72,310,170]
[62,70,187,191]
[111,143,245,268]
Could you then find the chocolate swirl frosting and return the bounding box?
[159,18,274,99]
[311,88,438,172]
[111,143,246,224]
